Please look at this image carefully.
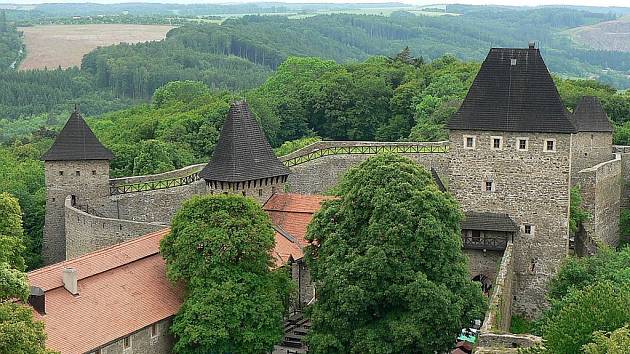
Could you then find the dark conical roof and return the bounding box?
[200,101,290,183]
[448,47,576,133]
[42,109,114,161]
[571,96,613,132]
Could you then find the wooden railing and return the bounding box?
[110,172,200,195]
[462,233,509,251]
[281,142,449,167]
[109,142,448,195]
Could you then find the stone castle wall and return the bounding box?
[571,132,613,181]
[97,318,174,354]
[574,154,622,254]
[448,130,572,318]
[614,146,630,208]
[463,249,504,286]
[43,160,112,265]
[282,141,449,194]
[64,196,167,259]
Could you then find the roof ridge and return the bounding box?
[28,229,169,284]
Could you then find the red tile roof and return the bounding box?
[28,229,182,354]
[29,195,328,353]
[264,193,333,247]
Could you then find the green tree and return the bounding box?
[539,282,630,354]
[583,326,630,354]
[305,153,486,353]
[0,193,55,354]
[160,195,293,354]
[569,186,590,235]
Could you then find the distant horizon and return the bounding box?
[1,0,629,9]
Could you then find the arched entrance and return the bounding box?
[473,274,493,296]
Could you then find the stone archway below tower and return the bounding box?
[473,274,493,296]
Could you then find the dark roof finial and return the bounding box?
[199,101,289,183]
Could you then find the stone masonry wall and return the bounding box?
[614,146,630,209]
[448,130,572,318]
[282,141,449,194]
[43,160,112,265]
[571,132,613,182]
[574,154,622,254]
[97,318,174,354]
[476,242,543,352]
[65,196,166,259]
[464,249,503,286]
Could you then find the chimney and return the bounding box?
[528,41,536,49]
[28,286,46,314]
[62,268,79,295]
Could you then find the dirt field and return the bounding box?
[568,16,630,53]
[18,24,174,70]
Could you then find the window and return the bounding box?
[242,191,246,196]
[151,323,159,338]
[123,336,131,350]
[92,170,97,176]
[59,171,64,176]
[524,224,534,235]
[75,171,80,176]
[485,181,493,192]
[491,136,502,150]
[258,189,263,197]
[463,135,476,149]
[51,197,56,202]
[517,138,528,151]
[544,139,556,152]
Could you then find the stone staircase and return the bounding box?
[273,312,309,353]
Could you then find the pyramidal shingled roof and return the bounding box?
[448,47,576,133]
[571,96,613,132]
[200,101,290,183]
[42,109,114,161]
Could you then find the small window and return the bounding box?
[510,58,517,66]
[518,138,528,151]
[524,224,534,235]
[491,136,502,150]
[472,230,481,243]
[463,135,476,149]
[75,171,80,176]
[485,181,494,192]
[59,171,64,176]
[92,170,97,176]
[51,197,56,202]
[544,139,556,152]
[151,323,158,338]
[123,336,131,350]
[242,191,246,196]
[258,189,263,197]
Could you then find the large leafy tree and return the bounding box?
[305,153,486,353]
[160,195,293,354]
[0,193,55,354]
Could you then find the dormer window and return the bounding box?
[464,135,476,149]
[544,139,556,152]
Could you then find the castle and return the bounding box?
[30,44,628,353]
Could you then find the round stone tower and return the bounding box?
[199,100,290,203]
[41,107,114,265]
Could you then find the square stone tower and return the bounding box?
[41,108,114,265]
[199,101,290,204]
[447,45,577,317]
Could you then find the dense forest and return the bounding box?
[0,5,629,142]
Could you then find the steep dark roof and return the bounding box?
[571,96,613,132]
[200,101,290,182]
[462,212,519,232]
[41,110,114,161]
[448,47,576,133]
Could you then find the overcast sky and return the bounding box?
[1,0,629,7]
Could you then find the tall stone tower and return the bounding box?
[447,45,577,317]
[570,96,614,177]
[41,108,114,265]
[200,101,290,203]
